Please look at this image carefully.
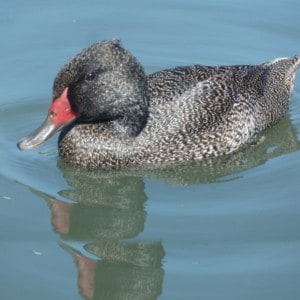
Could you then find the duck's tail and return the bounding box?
[293,55,300,71]
[286,55,300,84]
[263,55,300,89]
[266,55,300,73]
[257,55,300,126]
[287,55,300,72]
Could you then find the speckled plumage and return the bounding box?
[50,40,300,169]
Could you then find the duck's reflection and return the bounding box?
[47,173,164,300]
[50,192,146,240]
[59,238,164,299]
[56,175,147,240]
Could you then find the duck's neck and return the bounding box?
[106,90,150,137]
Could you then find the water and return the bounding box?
[1,0,300,299]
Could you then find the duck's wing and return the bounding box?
[175,71,244,133]
[146,69,247,137]
[147,65,252,106]
[141,68,258,159]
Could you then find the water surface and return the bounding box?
[1,0,300,299]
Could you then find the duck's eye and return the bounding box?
[85,72,96,82]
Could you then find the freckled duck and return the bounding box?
[17,39,300,169]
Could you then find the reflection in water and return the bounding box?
[61,240,164,299]
[21,115,299,299]
[84,241,164,300]
[40,173,165,300]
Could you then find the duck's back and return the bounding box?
[145,64,255,136]
[136,58,299,163]
[147,64,252,105]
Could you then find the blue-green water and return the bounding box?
[1,0,300,299]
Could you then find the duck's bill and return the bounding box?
[17,116,62,150]
[17,88,77,151]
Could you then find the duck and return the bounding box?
[17,39,300,169]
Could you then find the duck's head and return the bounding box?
[18,39,148,150]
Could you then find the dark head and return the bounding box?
[18,39,149,150]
